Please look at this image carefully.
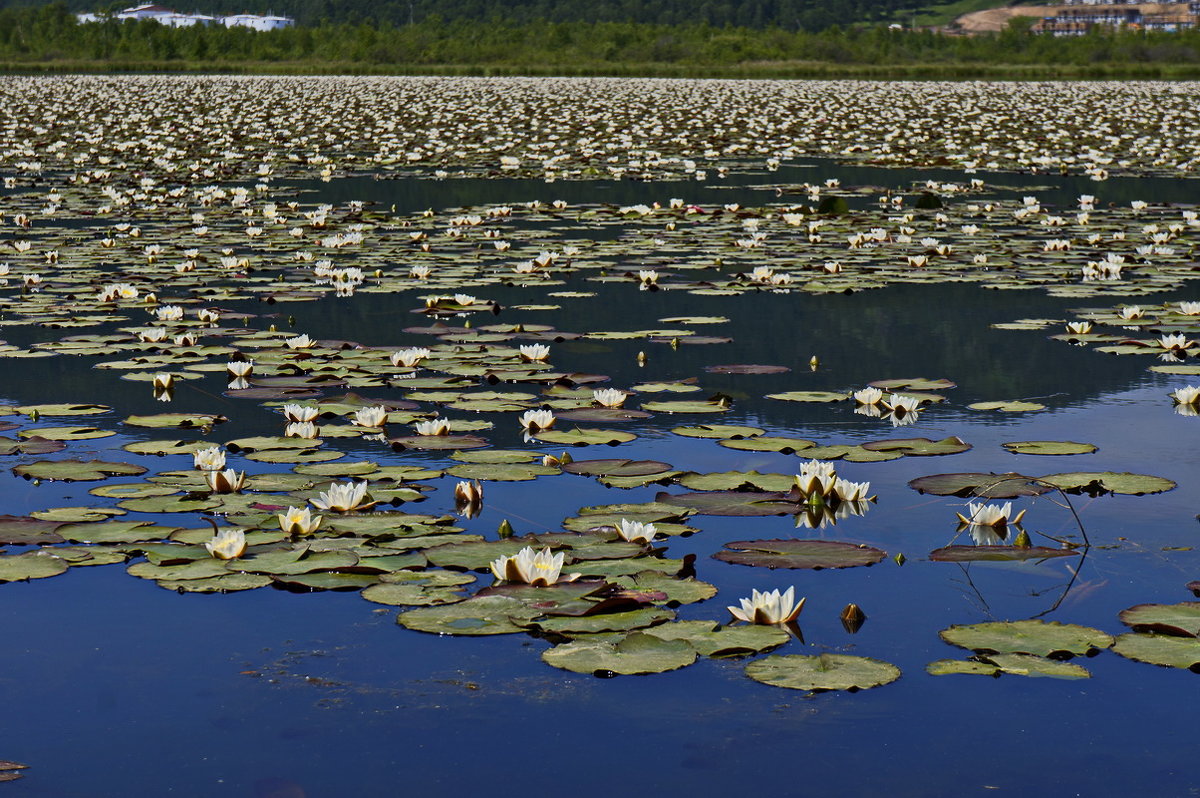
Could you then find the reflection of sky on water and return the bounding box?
[3,168,1200,796]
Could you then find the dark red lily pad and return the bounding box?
[703,364,790,374]
[713,539,886,570]
[555,408,653,422]
[563,459,674,477]
[225,387,323,399]
[908,472,1051,498]
[0,515,65,545]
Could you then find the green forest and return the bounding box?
[1,2,1199,76]
[0,0,981,33]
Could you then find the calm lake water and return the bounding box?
[3,160,1198,797]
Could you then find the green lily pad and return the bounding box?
[611,572,718,605]
[12,459,148,482]
[445,463,560,481]
[535,428,637,446]
[0,552,70,582]
[397,595,542,635]
[449,450,539,464]
[1002,441,1098,456]
[657,491,802,517]
[1119,602,1200,637]
[1111,632,1200,670]
[30,507,124,523]
[745,653,900,692]
[639,400,730,414]
[929,545,1079,562]
[645,621,789,657]
[714,539,886,569]
[717,436,815,453]
[529,607,675,635]
[0,515,65,545]
[676,471,795,492]
[939,620,1113,657]
[1038,472,1176,496]
[15,403,111,416]
[927,654,1090,679]
[869,378,956,391]
[56,521,179,544]
[157,573,273,593]
[967,400,1046,412]
[541,631,697,675]
[765,391,849,403]
[671,424,764,439]
[562,459,673,477]
[124,413,228,429]
[122,439,214,456]
[18,426,115,441]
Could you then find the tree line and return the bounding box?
[1,3,1198,71]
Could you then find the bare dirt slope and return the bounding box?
[954,5,1055,32]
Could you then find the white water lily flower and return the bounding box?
[285,334,314,349]
[519,409,556,432]
[1118,306,1144,320]
[616,518,656,543]
[172,333,197,347]
[138,327,168,342]
[637,269,659,285]
[226,360,253,377]
[311,481,372,513]
[454,480,483,505]
[852,386,884,405]
[453,293,477,306]
[278,506,323,536]
[490,546,575,587]
[1170,385,1200,406]
[1178,301,1200,315]
[884,394,922,415]
[1066,321,1093,334]
[794,460,838,498]
[197,308,220,323]
[152,373,174,391]
[353,406,388,427]
[1159,334,1194,352]
[409,265,430,279]
[192,445,226,472]
[956,501,1026,529]
[284,422,319,439]
[205,468,245,494]
[518,344,550,362]
[391,347,431,368]
[414,418,451,436]
[282,404,319,423]
[831,477,873,502]
[205,528,246,560]
[593,388,627,408]
[154,305,183,321]
[728,587,806,625]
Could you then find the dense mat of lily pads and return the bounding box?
[1,76,1199,699]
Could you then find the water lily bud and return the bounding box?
[269,324,277,332]
[637,351,647,366]
[1013,529,1032,548]
[497,519,515,538]
[893,552,906,566]
[809,355,820,370]
[840,603,866,634]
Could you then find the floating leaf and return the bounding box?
[18,425,115,441]
[717,436,816,454]
[1111,632,1200,670]
[535,428,636,446]
[645,621,789,657]
[657,491,802,517]
[445,463,560,481]
[397,595,542,636]
[12,459,148,482]
[541,632,697,675]
[967,401,1046,412]
[745,653,900,692]
[1038,472,1176,496]
[714,539,886,570]
[529,607,675,635]
[563,459,673,477]
[0,515,64,545]
[765,391,848,403]
[929,545,1079,562]
[869,378,956,391]
[908,472,1050,498]
[861,436,970,456]
[1119,602,1200,637]
[0,551,69,582]
[124,413,227,429]
[939,620,1113,657]
[671,424,764,439]
[706,364,789,374]
[927,654,1090,679]
[639,400,730,414]
[1002,441,1098,456]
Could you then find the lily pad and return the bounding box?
[939,620,1113,657]
[124,413,227,429]
[929,545,1079,562]
[713,539,886,570]
[12,459,148,482]
[671,424,764,439]
[765,391,848,403]
[1038,472,1176,496]
[0,515,65,545]
[535,428,636,446]
[861,436,970,456]
[541,632,697,675]
[1002,441,1098,456]
[908,472,1051,498]
[1111,632,1200,670]
[397,595,542,636]
[657,491,802,517]
[445,463,560,481]
[1118,602,1200,637]
[645,621,789,657]
[563,459,673,477]
[529,607,675,635]
[0,552,69,582]
[927,654,1090,679]
[967,401,1046,412]
[717,436,815,454]
[745,653,900,692]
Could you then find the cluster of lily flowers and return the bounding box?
[791,460,874,511]
[851,386,925,427]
